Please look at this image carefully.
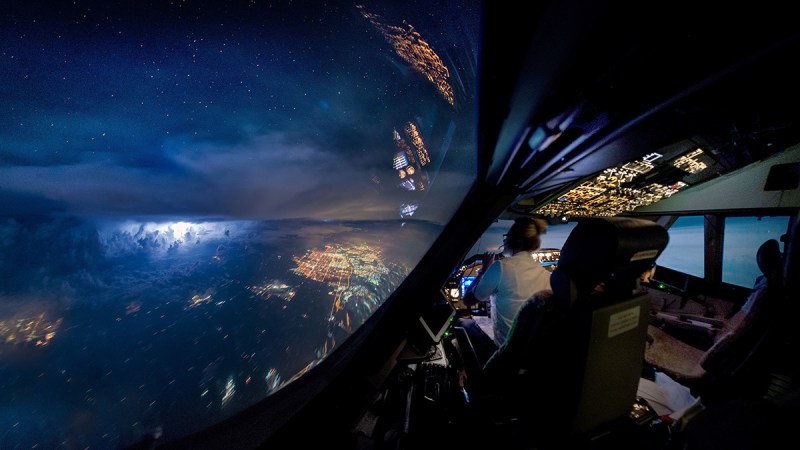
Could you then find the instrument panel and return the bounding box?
[444,248,560,310]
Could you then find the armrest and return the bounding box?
[653,311,723,328]
[651,312,722,340]
[678,314,724,329]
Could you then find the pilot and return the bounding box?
[462,217,552,364]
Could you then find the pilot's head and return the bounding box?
[504,217,548,255]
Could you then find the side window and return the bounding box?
[722,216,789,287]
[658,216,704,278]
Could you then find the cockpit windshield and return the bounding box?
[0,1,478,447]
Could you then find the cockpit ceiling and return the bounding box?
[530,146,711,218]
[486,2,800,222]
[499,35,800,220]
[512,142,800,219]
[503,77,800,219]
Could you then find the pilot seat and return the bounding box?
[454,217,669,449]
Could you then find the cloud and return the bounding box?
[0,129,468,222]
[0,218,107,300]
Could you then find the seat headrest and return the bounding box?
[554,217,669,296]
[757,239,782,281]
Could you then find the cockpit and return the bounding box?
[3,1,800,449]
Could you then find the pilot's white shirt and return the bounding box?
[473,251,552,347]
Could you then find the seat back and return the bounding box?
[700,238,783,375]
[556,218,669,436]
[784,221,799,294]
[724,238,782,328]
[482,217,669,442]
[572,292,652,434]
[777,221,800,345]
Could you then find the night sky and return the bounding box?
[1,0,479,222]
